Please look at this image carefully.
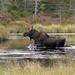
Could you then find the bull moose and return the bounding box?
[23,29,66,51]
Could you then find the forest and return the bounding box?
[0,0,75,24]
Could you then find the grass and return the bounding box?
[34,24,75,33]
[0,61,75,75]
[5,21,30,33]
[0,24,8,38]
[1,21,75,33]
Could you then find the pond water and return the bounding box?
[0,35,75,61]
[0,38,31,50]
[0,35,75,50]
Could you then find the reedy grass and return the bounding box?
[1,21,75,33]
[34,24,75,33]
[0,61,75,75]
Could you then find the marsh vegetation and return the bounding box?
[0,60,75,75]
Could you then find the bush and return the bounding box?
[10,10,21,18]
[10,10,33,19]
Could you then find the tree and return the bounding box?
[0,0,11,12]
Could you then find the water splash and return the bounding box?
[27,43,37,50]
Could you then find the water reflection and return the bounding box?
[0,38,31,49]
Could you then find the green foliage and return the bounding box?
[10,10,32,18]
[10,10,20,18]
[39,3,46,11]
[39,2,56,12]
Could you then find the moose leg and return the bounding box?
[56,39,65,52]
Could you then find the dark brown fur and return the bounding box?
[23,29,66,51]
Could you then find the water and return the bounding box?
[0,35,75,52]
[27,43,37,50]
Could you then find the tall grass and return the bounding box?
[0,61,75,75]
[0,24,8,37]
[34,24,75,33]
[1,22,75,33]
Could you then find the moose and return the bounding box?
[23,28,66,51]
